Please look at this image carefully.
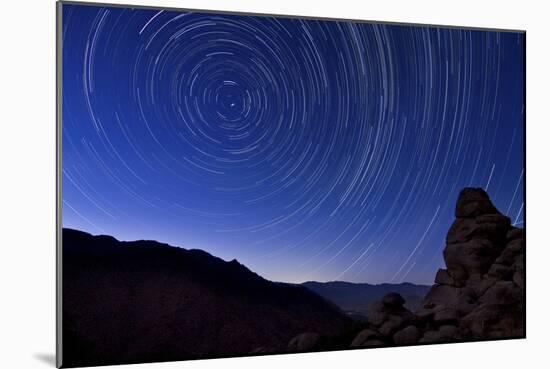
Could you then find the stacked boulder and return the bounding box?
[351,293,417,347]
[349,188,525,347]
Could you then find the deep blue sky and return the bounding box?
[62,3,525,285]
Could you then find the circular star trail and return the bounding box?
[62,4,525,285]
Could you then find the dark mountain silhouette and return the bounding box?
[302,281,431,317]
[62,228,352,367]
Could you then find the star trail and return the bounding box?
[61,4,525,285]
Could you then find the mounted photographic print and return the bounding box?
[57,1,526,367]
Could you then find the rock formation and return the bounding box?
[416,188,525,342]
[289,187,525,350]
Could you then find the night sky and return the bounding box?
[61,3,525,285]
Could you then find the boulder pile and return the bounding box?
[415,188,525,342]
[288,188,525,350]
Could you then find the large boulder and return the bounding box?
[446,214,510,246]
[495,238,525,266]
[433,308,459,325]
[393,325,420,345]
[366,293,416,340]
[460,303,524,339]
[513,262,525,287]
[434,268,460,286]
[382,292,406,308]
[465,273,498,296]
[473,214,511,244]
[455,188,499,218]
[418,325,459,343]
[479,281,523,306]
[367,293,414,328]
[487,263,513,280]
[422,284,461,308]
[379,315,408,336]
[437,325,460,340]
[443,238,500,282]
[512,258,525,287]
[506,227,525,241]
[422,284,476,316]
[366,301,390,327]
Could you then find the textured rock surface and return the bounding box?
[418,189,524,342]
[454,188,498,218]
[343,188,524,349]
[393,325,420,345]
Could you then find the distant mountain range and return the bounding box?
[62,228,352,367]
[302,281,431,317]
